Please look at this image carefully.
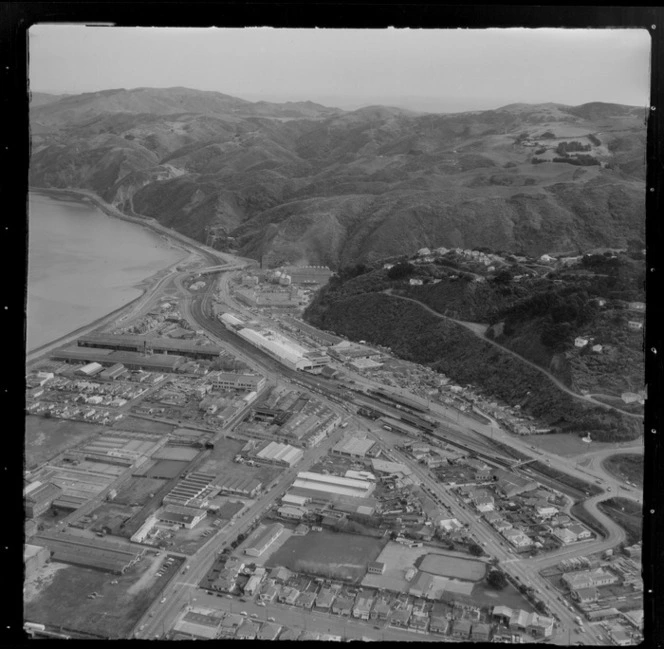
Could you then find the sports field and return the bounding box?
[266,530,387,583]
[418,553,486,581]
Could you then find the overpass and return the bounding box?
[511,458,538,469]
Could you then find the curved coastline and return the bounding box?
[26,188,199,363]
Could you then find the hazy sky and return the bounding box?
[29,26,651,112]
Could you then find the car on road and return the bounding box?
[240,611,247,617]
[250,613,259,619]
[160,597,167,603]
[268,617,275,622]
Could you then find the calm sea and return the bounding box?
[27,193,186,352]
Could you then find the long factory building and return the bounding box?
[290,471,376,499]
[235,326,330,372]
[77,333,223,360]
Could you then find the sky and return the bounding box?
[28,26,651,113]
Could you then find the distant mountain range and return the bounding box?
[29,87,646,267]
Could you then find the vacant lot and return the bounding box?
[25,416,104,469]
[602,454,643,488]
[23,551,176,638]
[418,553,486,581]
[145,459,189,479]
[113,477,168,507]
[200,437,283,487]
[266,530,387,583]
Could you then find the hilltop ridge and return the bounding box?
[30,87,646,267]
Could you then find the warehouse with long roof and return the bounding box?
[290,471,375,499]
[254,441,304,467]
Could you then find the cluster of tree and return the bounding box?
[553,154,599,166]
[531,157,546,164]
[587,133,602,146]
[387,261,415,280]
[305,266,642,442]
[538,131,556,139]
[556,141,592,155]
[535,147,547,155]
[486,569,508,590]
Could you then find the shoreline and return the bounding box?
[29,186,230,266]
[26,186,252,367]
[26,188,198,366]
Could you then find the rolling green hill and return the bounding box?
[30,88,645,267]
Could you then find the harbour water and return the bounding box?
[27,192,187,352]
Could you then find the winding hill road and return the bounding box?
[384,290,642,419]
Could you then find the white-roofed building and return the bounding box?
[332,434,377,459]
[254,441,304,467]
[282,493,309,507]
[292,471,375,499]
[237,328,329,372]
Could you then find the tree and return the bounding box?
[468,543,483,556]
[387,262,415,280]
[486,570,508,590]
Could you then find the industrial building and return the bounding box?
[235,287,302,309]
[219,312,246,330]
[77,333,223,360]
[210,372,266,392]
[33,533,146,574]
[98,363,128,381]
[243,523,284,557]
[284,266,333,286]
[24,481,63,518]
[281,493,309,507]
[332,433,378,459]
[253,441,304,468]
[216,474,262,497]
[156,504,207,529]
[278,505,306,520]
[51,347,185,373]
[163,472,220,508]
[290,471,375,499]
[236,328,330,372]
[76,362,104,377]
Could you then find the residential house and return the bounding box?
[574,337,589,348]
[243,574,263,596]
[353,595,374,620]
[315,588,336,611]
[278,586,300,605]
[278,628,301,641]
[257,622,282,640]
[509,609,531,632]
[271,566,292,583]
[472,623,491,642]
[503,529,532,549]
[492,605,513,625]
[295,591,316,609]
[259,582,279,603]
[370,601,391,621]
[536,505,558,519]
[409,610,429,633]
[628,321,643,331]
[429,616,449,635]
[332,596,354,617]
[527,614,554,638]
[451,619,472,638]
[236,620,259,640]
[567,523,592,539]
[553,528,577,545]
[573,587,599,603]
[389,608,411,628]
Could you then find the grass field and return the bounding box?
[602,454,644,488]
[418,553,486,581]
[266,530,387,583]
[24,552,178,638]
[25,416,105,469]
[116,417,173,435]
[597,497,643,546]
